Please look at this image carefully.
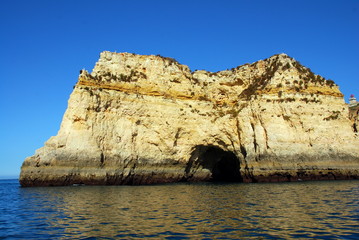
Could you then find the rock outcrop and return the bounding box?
[349,95,359,133]
[20,51,359,186]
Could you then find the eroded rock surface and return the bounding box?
[20,52,359,186]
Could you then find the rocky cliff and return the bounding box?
[20,51,359,186]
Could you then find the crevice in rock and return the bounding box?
[240,144,247,159]
[250,122,257,153]
[235,118,248,167]
[258,116,270,149]
[173,128,182,147]
[244,166,257,183]
[100,152,105,167]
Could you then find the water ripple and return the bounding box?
[0,180,358,239]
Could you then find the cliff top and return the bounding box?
[77,51,343,104]
[92,51,330,81]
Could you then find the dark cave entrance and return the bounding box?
[188,145,242,182]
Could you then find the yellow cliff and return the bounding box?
[20,51,359,186]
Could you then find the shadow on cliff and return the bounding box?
[184,145,243,182]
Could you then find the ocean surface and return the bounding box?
[0,179,358,239]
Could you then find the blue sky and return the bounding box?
[0,0,358,179]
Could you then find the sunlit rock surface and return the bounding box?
[20,51,359,186]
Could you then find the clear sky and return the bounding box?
[0,0,358,179]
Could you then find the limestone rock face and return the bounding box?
[20,52,359,186]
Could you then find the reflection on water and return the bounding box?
[1,180,358,239]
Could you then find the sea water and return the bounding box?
[0,179,358,239]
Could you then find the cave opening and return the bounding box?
[190,145,243,182]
